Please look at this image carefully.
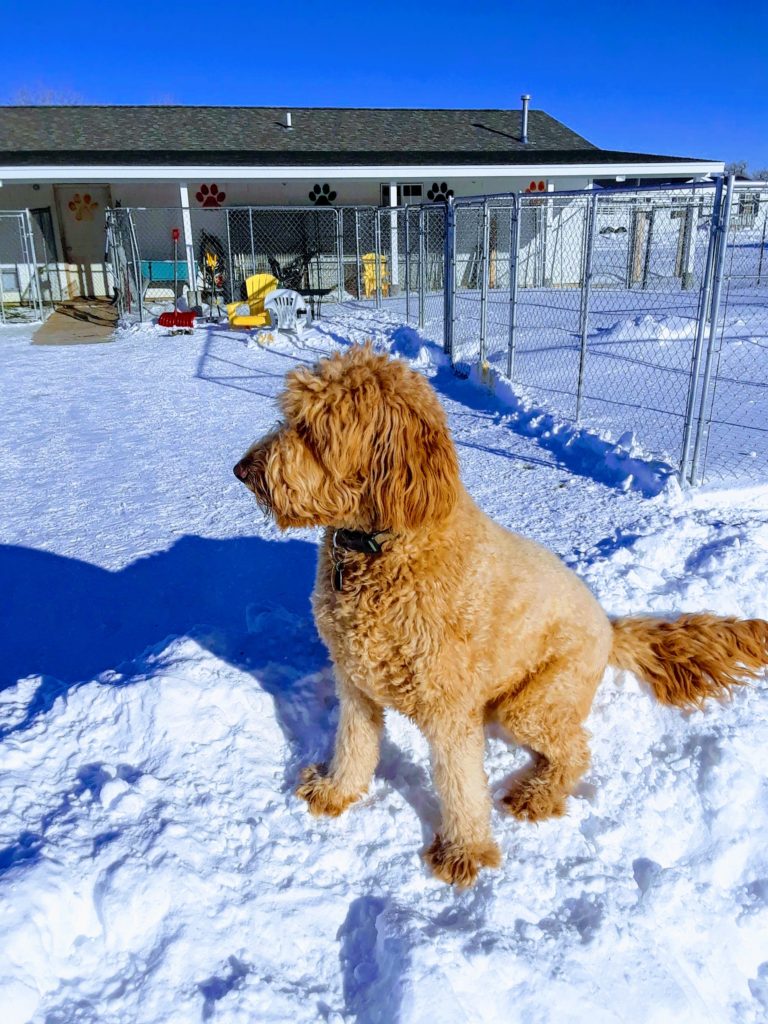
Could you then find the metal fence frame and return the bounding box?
[0,209,50,324]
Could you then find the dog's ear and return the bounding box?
[368,374,459,531]
[281,361,377,476]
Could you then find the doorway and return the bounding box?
[54,184,112,297]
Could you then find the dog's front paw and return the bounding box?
[423,834,501,887]
[295,763,359,817]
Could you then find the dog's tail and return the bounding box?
[610,613,768,708]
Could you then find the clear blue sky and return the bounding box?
[2,0,766,169]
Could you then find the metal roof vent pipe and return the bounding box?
[520,94,530,144]
[285,112,293,130]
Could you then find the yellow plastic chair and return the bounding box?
[361,253,389,298]
[226,273,279,328]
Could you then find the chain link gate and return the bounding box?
[687,182,768,484]
[0,210,50,324]
[373,203,446,338]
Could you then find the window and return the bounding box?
[738,192,760,219]
[1,268,19,292]
[670,197,707,221]
[379,183,423,207]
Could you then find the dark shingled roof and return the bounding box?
[0,105,713,166]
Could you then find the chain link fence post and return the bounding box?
[335,208,344,301]
[126,210,144,323]
[443,197,456,358]
[374,213,382,308]
[404,209,411,322]
[478,200,490,365]
[506,196,520,379]
[353,209,362,301]
[22,211,44,321]
[575,192,598,421]
[679,175,725,484]
[418,207,426,328]
[689,175,735,485]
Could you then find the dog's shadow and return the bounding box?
[1,535,439,833]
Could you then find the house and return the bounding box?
[0,100,724,301]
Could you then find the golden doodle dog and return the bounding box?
[234,344,768,886]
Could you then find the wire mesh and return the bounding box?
[451,201,486,366]
[421,204,447,338]
[114,201,447,332]
[579,186,718,471]
[375,203,447,336]
[339,207,377,303]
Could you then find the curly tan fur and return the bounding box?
[233,345,768,887]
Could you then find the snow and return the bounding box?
[1,308,767,1023]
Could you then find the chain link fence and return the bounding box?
[105,182,766,487]
[0,210,52,324]
[108,205,343,322]
[108,202,449,339]
[445,179,768,486]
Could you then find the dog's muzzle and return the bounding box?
[233,445,273,514]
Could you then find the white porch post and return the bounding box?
[389,181,399,289]
[179,183,197,301]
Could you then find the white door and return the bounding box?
[54,184,112,297]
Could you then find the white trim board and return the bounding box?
[0,161,725,184]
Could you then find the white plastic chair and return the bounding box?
[264,288,310,335]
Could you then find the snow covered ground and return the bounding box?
[1,308,768,1023]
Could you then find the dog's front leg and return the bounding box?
[421,712,501,887]
[296,678,383,817]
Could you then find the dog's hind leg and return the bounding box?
[296,677,383,817]
[495,657,602,822]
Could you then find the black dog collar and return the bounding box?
[331,529,390,592]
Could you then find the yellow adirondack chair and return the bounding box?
[226,273,279,328]
[361,253,389,298]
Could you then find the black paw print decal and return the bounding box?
[308,183,337,206]
[196,183,226,208]
[427,182,454,202]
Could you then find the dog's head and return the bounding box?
[233,345,459,532]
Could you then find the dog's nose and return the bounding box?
[233,460,248,481]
